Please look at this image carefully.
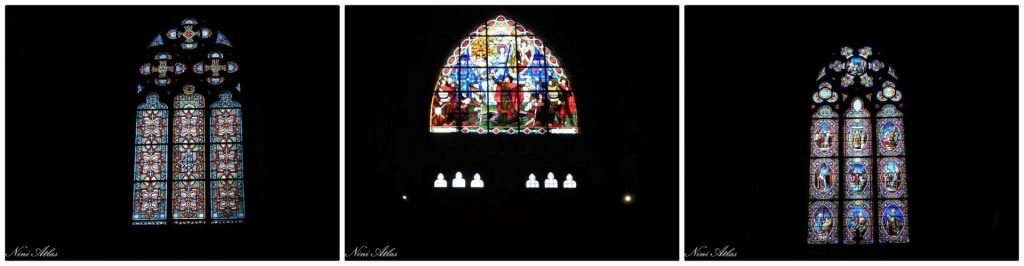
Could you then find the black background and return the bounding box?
[6,6,340,260]
[685,6,1018,260]
[346,6,679,260]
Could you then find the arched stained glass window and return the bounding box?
[172,85,207,223]
[808,46,908,244]
[210,90,245,223]
[133,92,169,225]
[132,18,244,225]
[429,14,578,134]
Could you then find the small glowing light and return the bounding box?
[544,172,558,188]
[471,173,484,188]
[624,194,633,203]
[401,195,408,200]
[526,173,539,188]
[434,173,447,188]
[452,171,466,188]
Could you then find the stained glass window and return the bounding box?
[173,85,207,223]
[808,46,908,244]
[844,200,874,244]
[809,158,839,199]
[133,18,244,225]
[210,90,245,223]
[808,201,838,244]
[429,14,578,134]
[879,199,909,243]
[876,90,908,243]
[133,92,169,225]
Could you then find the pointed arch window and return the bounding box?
[808,46,908,244]
[132,18,244,225]
[210,90,246,223]
[429,14,578,134]
[172,85,207,223]
[133,92,170,225]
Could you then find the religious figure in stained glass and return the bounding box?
[489,70,522,127]
[878,157,906,198]
[808,46,908,244]
[547,75,576,129]
[430,14,578,134]
[809,159,838,199]
[879,200,909,243]
[845,158,872,199]
[878,119,905,156]
[810,106,838,158]
[808,201,838,244]
[814,123,834,150]
[844,98,872,157]
[844,200,873,244]
[850,129,866,151]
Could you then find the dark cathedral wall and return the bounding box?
[6,6,340,260]
[685,6,1018,260]
[345,6,680,260]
